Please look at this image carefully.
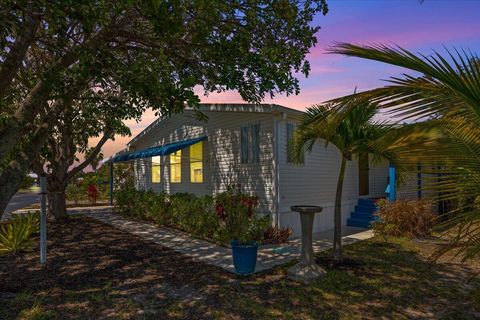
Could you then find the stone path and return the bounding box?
[79,208,374,274]
[12,205,374,273]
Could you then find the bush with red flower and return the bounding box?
[87,184,99,204]
[215,185,267,244]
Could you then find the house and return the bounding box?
[109,103,393,237]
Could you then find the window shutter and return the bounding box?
[251,123,260,163]
[240,125,249,163]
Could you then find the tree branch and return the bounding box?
[0,1,40,97]
[67,128,112,180]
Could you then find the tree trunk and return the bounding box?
[0,166,24,216]
[333,156,347,261]
[47,186,68,220]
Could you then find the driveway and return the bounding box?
[2,191,40,220]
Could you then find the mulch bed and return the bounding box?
[1,216,479,320]
[0,216,237,319]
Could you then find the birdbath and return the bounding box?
[288,205,326,284]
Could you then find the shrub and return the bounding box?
[215,185,265,244]
[146,191,170,224]
[66,182,85,205]
[372,199,436,238]
[0,212,40,254]
[87,184,99,204]
[114,185,282,246]
[114,187,138,215]
[263,226,293,244]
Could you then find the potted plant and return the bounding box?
[215,185,264,275]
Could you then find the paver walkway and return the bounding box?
[79,207,374,273]
[13,205,374,273]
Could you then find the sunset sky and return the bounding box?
[100,0,480,159]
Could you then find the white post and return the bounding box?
[39,175,47,264]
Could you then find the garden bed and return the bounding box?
[1,216,479,319]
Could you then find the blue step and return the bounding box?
[358,198,375,207]
[355,205,378,213]
[347,198,381,229]
[346,218,372,228]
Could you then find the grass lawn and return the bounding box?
[1,216,479,320]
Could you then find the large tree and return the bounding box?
[32,86,137,219]
[0,0,329,216]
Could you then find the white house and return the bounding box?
[110,103,393,237]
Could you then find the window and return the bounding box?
[170,151,181,183]
[240,123,260,163]
[190,141,203,183]
[151,156,161,183]
[287,122,304,164]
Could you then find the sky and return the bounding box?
[98,0,480,160]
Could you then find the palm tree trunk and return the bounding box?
[333,156,347,261]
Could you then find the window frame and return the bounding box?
[151,156,161,183]
[189,141,204,183]
[169,150,182,183]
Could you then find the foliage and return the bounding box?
[328,43,480,260]
[65,182,84,205]
[0,212,40,255]
[293,100,392,260]
[114,186,271,246]
[263,226,293,244]
[372,199,436,238]
[87,184,99,204]
[64,170,110,205]
[113,163,135,191]
[20,175,36,190]
[215,185,267,243]
[0,0,329,217]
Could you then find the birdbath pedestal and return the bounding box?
[288,205,326,284]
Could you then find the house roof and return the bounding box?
[127,103,304,147]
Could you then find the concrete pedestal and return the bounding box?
[288,205,326,284]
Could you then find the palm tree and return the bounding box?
[293,100,391,261]
[328,43,480,260]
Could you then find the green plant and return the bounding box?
[0,212,40,254]
[215,185,264,244]
[113,185,270,246]
[372,199,436,238]
[20,175,36,189]
[328,43,480,260]
[65,182,85,205]
[293,101,392,260]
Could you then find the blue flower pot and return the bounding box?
[230,240,258,275]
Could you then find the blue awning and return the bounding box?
[112,136,207,163]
